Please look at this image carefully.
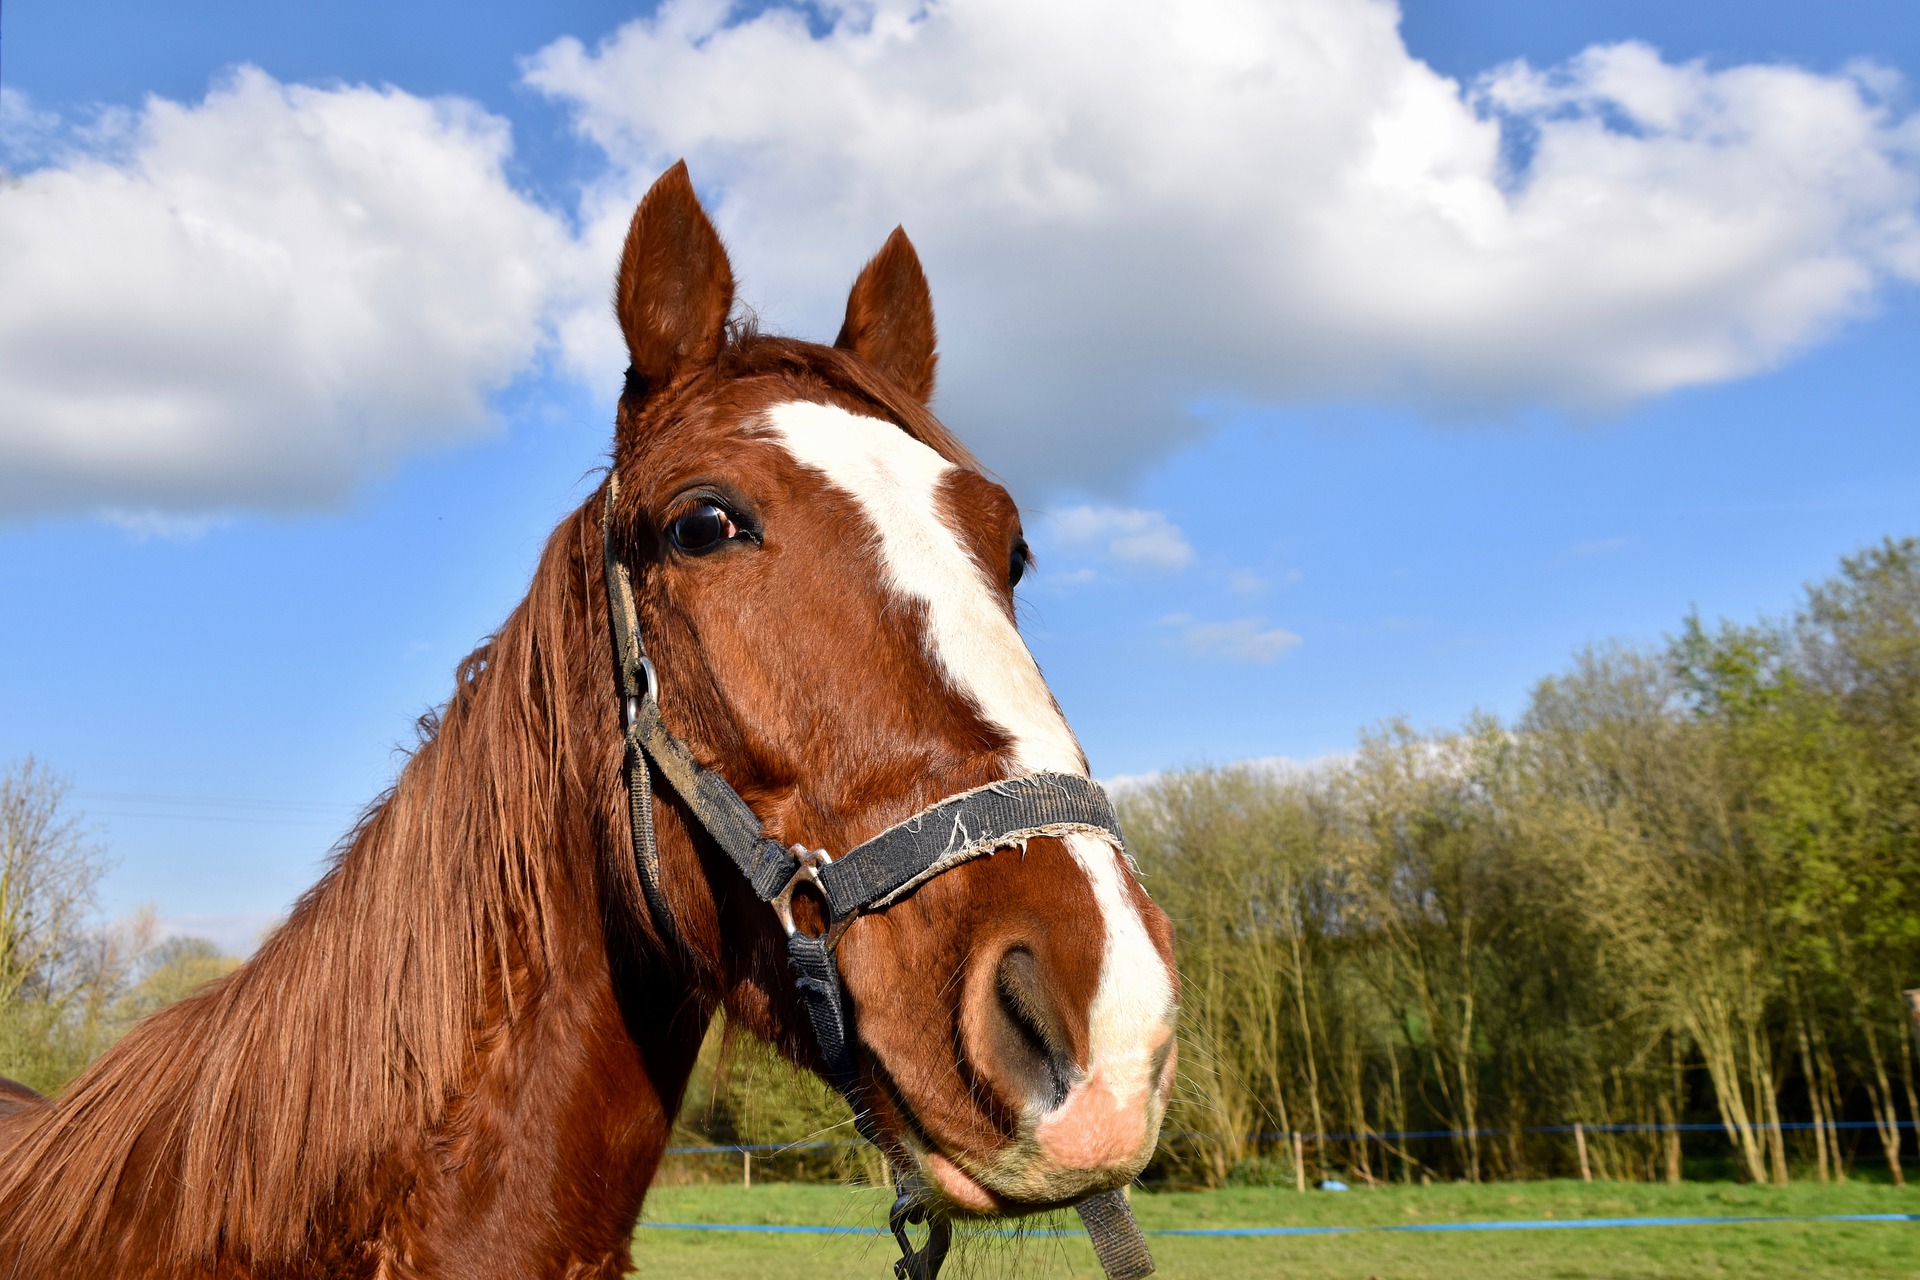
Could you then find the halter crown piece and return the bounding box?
[601,480,1156,1280]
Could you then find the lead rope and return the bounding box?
[601,480,1153,1280]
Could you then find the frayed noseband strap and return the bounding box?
[819,772,1125,919]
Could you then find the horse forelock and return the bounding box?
[615,330,980,482]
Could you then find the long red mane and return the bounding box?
[0,331,977,1274]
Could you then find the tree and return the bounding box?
[107,936,239,1036]
[0,757,126,1091]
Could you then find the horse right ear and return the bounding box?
[614,161,735,402]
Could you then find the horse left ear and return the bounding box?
[835,227,938,404]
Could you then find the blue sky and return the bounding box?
[1,0,1915,951]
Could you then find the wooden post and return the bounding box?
[1575,1123,1592,1183]
[1293,1131,1306,1192]
[743,1150,751,1190]
[1904,989,1920,1064]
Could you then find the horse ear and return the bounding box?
[615,161,735,399]
[834,226,937,404]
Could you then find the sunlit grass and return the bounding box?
[635,1177,1920,1279]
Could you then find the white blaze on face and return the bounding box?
[763,399,1080,775]
[763,399,1175,1142]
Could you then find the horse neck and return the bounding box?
[0,503,712,1276]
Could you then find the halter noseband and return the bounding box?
[601,480,1156,1280]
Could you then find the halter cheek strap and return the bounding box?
[601,480,1154,1280]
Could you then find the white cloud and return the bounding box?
[0,87,62,169]
[7,3,1918,520]
[0,70,565,517]
[1177,617,1304,663]
[1047,504,1195,572]
[526,0,1920,491]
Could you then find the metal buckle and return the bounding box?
[889,1192,951,1280]
[771,844,833,936]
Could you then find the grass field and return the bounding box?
[635,1178,1920,1278]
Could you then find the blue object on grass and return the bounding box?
[638,1212,1920,1238]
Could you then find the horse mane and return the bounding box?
[0,500,605,1267]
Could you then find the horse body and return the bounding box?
[0,164,1177,1278]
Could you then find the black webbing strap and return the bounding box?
[603,483,794,911]
[786,931,861,1099]
[818,773,1123,923]
[1076,1189,1157,1280]
[601,479,1153,1279]
[790,932,956,1280]
[628,696,800,901]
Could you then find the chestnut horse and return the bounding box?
[0,163,1178,1279]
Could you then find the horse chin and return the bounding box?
[918,1151,1008,1215]
[876,1043,1173,1218]
[913,1145,1150,1219]
[905,1130,1158,1219]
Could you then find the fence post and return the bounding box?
[743,1149,751,1190]
[1575,1123,1592,1183]
[1293,1131,1306,1192]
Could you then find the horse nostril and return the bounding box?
[989,947,1078,1112]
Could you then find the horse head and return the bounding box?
[601,162,1179,1215]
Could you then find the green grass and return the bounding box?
[635,1178,1920,1279]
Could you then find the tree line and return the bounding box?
[1123,536,1920,1187]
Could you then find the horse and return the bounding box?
[0,161,1178,1279]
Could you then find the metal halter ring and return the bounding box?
[771,844,834,936]
[621,657,658,730]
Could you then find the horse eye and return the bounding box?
[668,503,738,554]
[1008,538,1030,588]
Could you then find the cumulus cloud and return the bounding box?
[1047,504,1195,572]
[0,70,565,517]
[7,2,1919,520]
[0,88,61,168]
[526,0,1920,491]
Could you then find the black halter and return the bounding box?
[600,480,1156,1280]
